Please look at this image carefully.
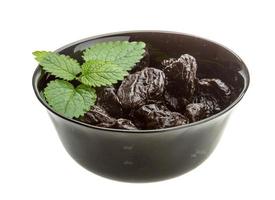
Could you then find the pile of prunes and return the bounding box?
[79,47,233,130]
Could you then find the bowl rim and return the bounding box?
[32,30,250,134]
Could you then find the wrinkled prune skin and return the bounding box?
[75,47,235,130]
[96,86,123,118]
[81,106,138,129]
[114,118,137,130]
[81,106,116,127]
[161,58,177,66]
[130,47,150,73]
[193,95,221,116]
[134,104,188,129]
[117,68,165,110]
[197,78,231,105]
[162,54,198,100]
[185,103,207,122]
[164,90,189,112]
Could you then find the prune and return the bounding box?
[130,47,150,73]
[117,68,165,110]
[114,118,137,130]
[162,54,198,100]
[134,104,188,129]
[96,86,123,117]
[161,58,177,68]
[164,90,189,112]
[193,95,221,115]
[197,78,231,105]
[185,103,207,122]
[81,106,116,127]
[75,45,235,130]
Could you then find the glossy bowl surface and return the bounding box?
[32,31,249,182]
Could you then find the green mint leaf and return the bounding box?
[79,60,128,87]
[33,51,81,80]
[44,80,96,118]
[33,51,48,62]
[82,41,146,71]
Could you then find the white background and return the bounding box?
[0,0,274,199]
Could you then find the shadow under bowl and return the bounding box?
[32,31,250,182]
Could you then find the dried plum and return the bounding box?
[185,103,207,122]
[161,58,177,68]
[134,104,188,129]
[114,118,137,130]
[164,90,189,112]
[193,95,221,115]
[162,54,198,100]
[96,86,123,117]
[197,78,231,105]
[76,45,235,130]
[117,68,165,110]
[81,106,116,127]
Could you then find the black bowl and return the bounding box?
[32,31,250,182]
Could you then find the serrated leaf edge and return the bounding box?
[82,41,146,70]
[43,80,96,119]
[35,51,81,81]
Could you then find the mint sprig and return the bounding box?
[83,41,146,70]
[33,41,146,118]
[33,51,81,80]
[44,80,96,118]
[80,60,129,87]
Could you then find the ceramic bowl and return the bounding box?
[32,31,250,182]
